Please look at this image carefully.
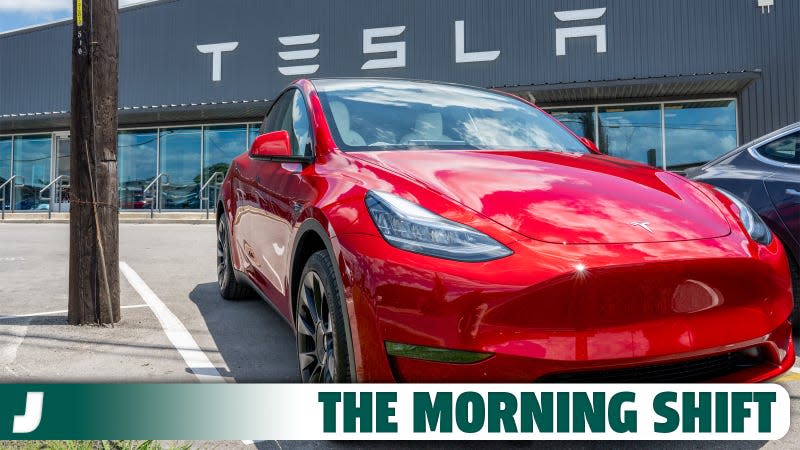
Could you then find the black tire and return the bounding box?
[295,250,352,383]
[217,214,253,300]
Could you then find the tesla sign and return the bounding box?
[195,8,608,82]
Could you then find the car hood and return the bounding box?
[349,150,731,244]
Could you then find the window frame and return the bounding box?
[256,87,316,162]
[545,97,739,171]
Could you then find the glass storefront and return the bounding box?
[0,137,11,208]
[549,108,595,141]
[13,135,52,210]
[118,130,158,209]
[664,100,737,171]
[598,105,663,168]
[547,99,738,171]
[160,127,202,210]
[0,123,261,212]
[204,125,248,208]
[248,125,261,148]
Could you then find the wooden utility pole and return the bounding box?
[68,0,121,325]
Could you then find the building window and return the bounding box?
[13,135,52,211]
[118,130,158,210]
[598,104,663,168]
[159,127,202,210]
[547,99,738,171]
[204,125,247,207]
[248,123,261,147]
[0,137,11,210]
[663,100,737,171]
[549,108,596,140]
[2,121,265,212]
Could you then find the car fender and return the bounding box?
[290,218,359,382]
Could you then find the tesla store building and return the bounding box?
[0,0,797,210]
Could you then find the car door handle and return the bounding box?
[787,189,800,197]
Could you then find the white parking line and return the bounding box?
[0,304,149,321]
[119,261,225,383]
[0,319,29,365]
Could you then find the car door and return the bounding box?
[753,129,800,255]
[245,88,317,317]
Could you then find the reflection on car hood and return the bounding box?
[350,150,731,244]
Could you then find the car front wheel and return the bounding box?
[296,250,352,383]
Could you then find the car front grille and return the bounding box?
[538,349,766,383]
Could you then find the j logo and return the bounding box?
[13,392,43,434]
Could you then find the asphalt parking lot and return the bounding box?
[1,223,799,449]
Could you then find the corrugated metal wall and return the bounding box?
[1,0,797,141]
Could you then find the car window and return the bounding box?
[260,90,313,157]
[314,79,587,153]
[289,90,313,157]
[757,130,800,164]
[261,92,292,134]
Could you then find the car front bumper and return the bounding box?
[335,231,795,383]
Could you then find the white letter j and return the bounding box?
[13,392,43,434]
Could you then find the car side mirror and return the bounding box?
[250,130,292,158]
[578,137,601,154]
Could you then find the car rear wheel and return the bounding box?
[296,250,352,383]
[217,214,253,300]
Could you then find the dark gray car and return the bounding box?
[688,123,799,328]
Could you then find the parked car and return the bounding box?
[217,78,794,383]
[688,122,799,329]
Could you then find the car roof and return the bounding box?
[308,77,495,94]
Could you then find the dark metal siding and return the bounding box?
[1,0,797,141]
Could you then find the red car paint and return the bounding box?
[219,78,794,382]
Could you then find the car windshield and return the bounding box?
[313,79,588,153]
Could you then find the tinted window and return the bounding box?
[118,130,157,210]
[13,135,51,210]
[598,105,663,168]
[261,90,312,157]
[159,127,201,209]
[262,93,292,134]
[549,108,596,140]
[289,91,313,157]
[757,130,800,164]
[664,100,737,171]
[314,79,586,153]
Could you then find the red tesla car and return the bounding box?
[216,78,794,383]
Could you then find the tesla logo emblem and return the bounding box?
[630,221,654,233]
[554,8,607,56]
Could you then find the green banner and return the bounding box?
[0,384,790,440]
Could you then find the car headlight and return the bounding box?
[715,188,772,245]
[365,190,513,262]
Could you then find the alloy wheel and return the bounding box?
[297,271,336,383]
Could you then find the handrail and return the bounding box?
[0,175,22,190]
[39,175,71,220]
[200,172,224,193]
[39,175,68,197]
[200,172,224,220]
[144,173,169,219]
[143,173,168,195]
[0,175,24,220]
